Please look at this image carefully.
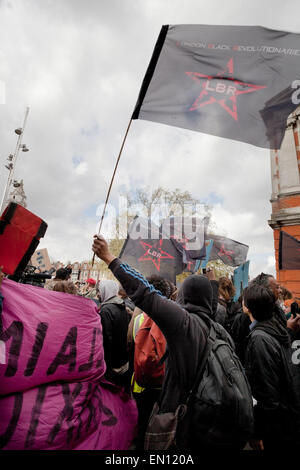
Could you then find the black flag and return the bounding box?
[119,217,184,283]
[160,216,208,260]
[208,234,248,267]
[133,25,300,149]
[279,231,300,270]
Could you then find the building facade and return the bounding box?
[30,249,115,283]
[268,107,300,297]
[70,261,115,283]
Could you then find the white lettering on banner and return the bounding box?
[180,41,300,56]
[205,81,236,95]
[147,249,161,259]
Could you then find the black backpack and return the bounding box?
[188,318,254,449]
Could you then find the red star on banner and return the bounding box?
[139,239,174,271]
[218,244,235,262]
[185,58,266,121]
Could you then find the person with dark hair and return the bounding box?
[44,267,75,291]
[118,284,135,315]
[167,280,178,301]
[218,276,243,333]
[54,268,71,280]
[230,293,251,366]
[243,282,300,451]
[251,272,300,338]
[127,275,173,350]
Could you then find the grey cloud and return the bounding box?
[0,0,297,275]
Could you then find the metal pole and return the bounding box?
[0,106,30,214]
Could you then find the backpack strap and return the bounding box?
[158,349,169,365]
[186,316,215,403]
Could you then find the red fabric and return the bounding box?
[0,203,46,275]
[134,314,166,388]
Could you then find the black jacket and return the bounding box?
[245,317,300,442]
[219,298,243,333]
[108,259,234,449]
[215,303,227,327]
[100,297,129,371]
[230,312,251,365]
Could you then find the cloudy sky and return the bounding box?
[0,0,299,277]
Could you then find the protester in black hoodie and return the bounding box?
[92,235,236,451]
[244,283,300,451]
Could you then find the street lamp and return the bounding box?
[0,107,30,214]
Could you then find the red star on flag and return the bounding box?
[218,244,235,262]
[139,239,174,271]
[186,58,266,121]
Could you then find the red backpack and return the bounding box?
[134,314,166,388]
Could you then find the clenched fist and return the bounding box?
[92,235,116,265]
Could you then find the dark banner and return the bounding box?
[119,217,184,283]
[160,216,208,273]
[161,216,208,261]
[279,230,300,270]
[133,24,300,149]
[209,234,249,267]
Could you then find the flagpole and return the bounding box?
[92,118,133,266]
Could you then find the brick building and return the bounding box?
[70,261,115,283]
[269,107,300,297]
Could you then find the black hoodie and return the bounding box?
[109,259,225,449]
[245,316,300,442]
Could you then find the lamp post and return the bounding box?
[0,106,30,214]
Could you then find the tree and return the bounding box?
[94,186,236,283]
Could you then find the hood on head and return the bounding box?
[181,274,213,315]
[98,280,119,303]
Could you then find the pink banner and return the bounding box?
[0,279,137,450]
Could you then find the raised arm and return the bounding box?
[92,235,189,340]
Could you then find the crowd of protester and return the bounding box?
[1,233,300,452]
